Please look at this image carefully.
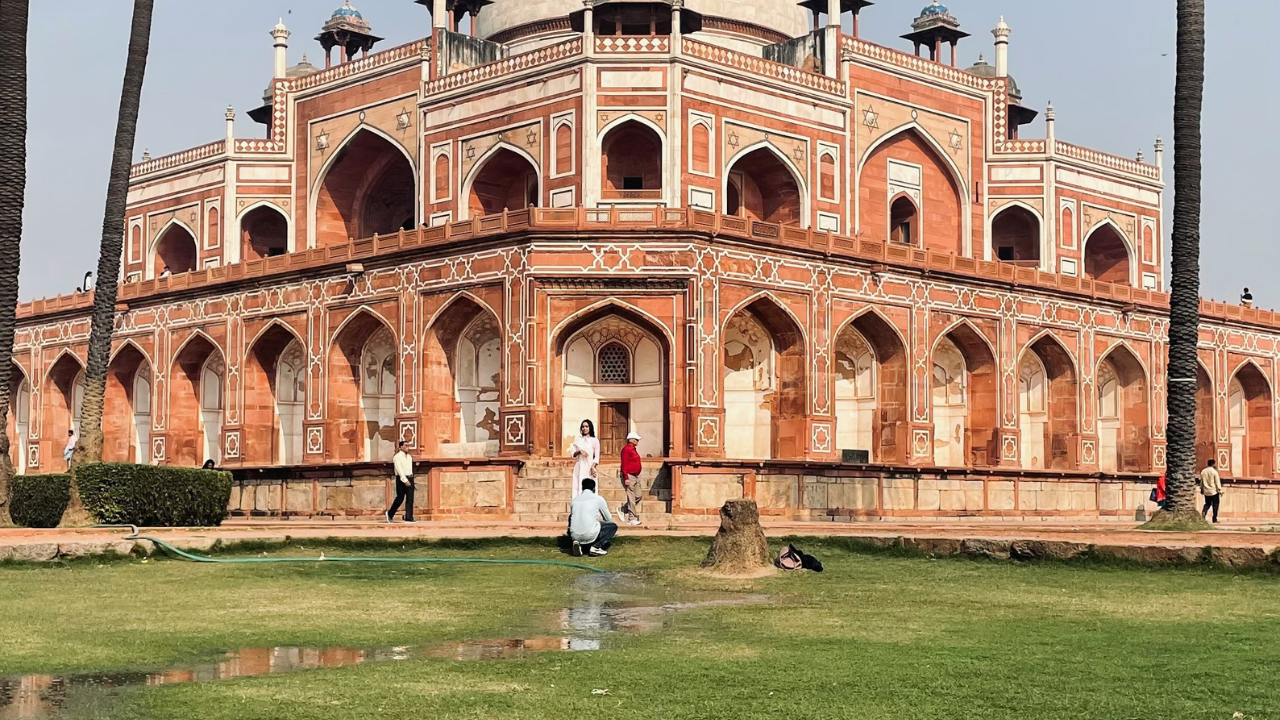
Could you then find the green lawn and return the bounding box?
[2,536,1278,719]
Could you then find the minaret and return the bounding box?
[272,19,291,79]
[225,106,236,150]
[992,16,1010,78]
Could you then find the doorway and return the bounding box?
[599,401,631,458]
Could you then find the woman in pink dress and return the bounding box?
[570,419,600,498]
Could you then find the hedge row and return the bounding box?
[77,463,233,527]
[9,474,72,528]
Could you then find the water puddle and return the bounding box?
[0,574,766,718]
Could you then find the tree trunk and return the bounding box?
[65,0,154,525]
[702,499,770,574]
[0,0,29,526]
[1161,0,1207,524]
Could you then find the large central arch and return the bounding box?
[313,128,417,247]
[553,303,670,462]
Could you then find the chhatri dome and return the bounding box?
[325,1,372,32]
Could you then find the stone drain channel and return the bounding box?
[0,574,767,718]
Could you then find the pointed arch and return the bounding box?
[723,293,808,459]
[1227,359,1273,478]
[44,351,86,468]
[1096,343,1150,473]
[7,361,31,474]
[422,294,505,457]
[237,201,293,260]
[1195,359,1215,473]
[311,125,419,248]
[246,318,305,354]
[721,291,809,350]
[857,123,970,255]
[554,302,671,460]
[461,141,542,221]
[598,112,667,141]
[104,342,153,464]
[169,331,226,466]
[149,218,200,279]
[833,309,909,463]
[600,118,665,200]
[989,201,1044,265]
[328,308,399,462]
[723,141,809,228]
[1082,219,1135,286]
[1017,331,1079,470]
[243,320,308,466]
[108,338,153,369]
[932,320,999,467]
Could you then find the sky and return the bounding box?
[19,1,1280,304]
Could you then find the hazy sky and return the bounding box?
[19,1,1280,304]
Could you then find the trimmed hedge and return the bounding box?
[77,463,233,527]
[9,474,73,528]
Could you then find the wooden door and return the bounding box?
[599,401,631,458]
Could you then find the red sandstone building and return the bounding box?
[7,1,1278,520]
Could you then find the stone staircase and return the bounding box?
[514,459,672,524]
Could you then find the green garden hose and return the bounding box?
[97,525,607,573]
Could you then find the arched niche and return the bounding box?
[725,147,804,227]
[422,296,503,458]
[1096,345,1149,473]
[243,324,306,466]
[1083,223,1132,285]
[991,204,1041,265]
[601,119,663,200]
[240,204,290,261]
[722,297,806,460]
[931,323,998,467]
[170,334,225,466]
[153,223,198,277]
[1018,334,1079,470]
[466,146,539,219]
[314,129,416,247]
[1228,363,1273,478]
[328,312,398,463]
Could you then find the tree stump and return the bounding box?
[702,499,770,573]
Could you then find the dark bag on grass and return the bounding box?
[775,544,823,573]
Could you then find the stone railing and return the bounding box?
[129,140,226,178]
[11,207,1263,333]
[841,36,992,92]
[425,37,583,95]
[595,35,669,53]
[1057,141,1161,180]
[682,38,845,96]
[290,39,427,94]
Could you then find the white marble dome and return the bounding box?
[474,0,811,47]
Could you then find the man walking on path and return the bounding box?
[1200,459,1222,523]
[620,431,644,525]
[386,440,417,524]
[569,478,616,557]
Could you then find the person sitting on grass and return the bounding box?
[568,478,616,558]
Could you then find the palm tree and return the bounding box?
[64,0,154,522]
[1161,0,1206,523]
[0,0,29,525]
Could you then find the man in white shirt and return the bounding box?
[63,430,77,470]
[385,441,417,524]
[568,478,616,557]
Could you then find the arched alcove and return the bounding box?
[1083,224,1132,285]
[723,297,806,459]
[1228,363,1273,478]
[240,205,290,260]
[1096,345,1149,473]
[601,120,663,200]
[725,147,804,226]
[243,324,306,466]
[468,147,539,218]
[991,204,1041,264]
[153,224,198,277]
[932,324,998,467]
[315,129,416,246]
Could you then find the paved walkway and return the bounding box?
[4,518,1280,564]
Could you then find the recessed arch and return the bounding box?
[7,361,31,474]
[104,342,153,464]
[244,321,308,466]
[722,294,808,460]
[600,118,664,200]
[170,328,223,367]
[237,201,292,260]
[328,308,399,462]
[150,219,199,278]
[311,125,418,248]
[889,193,919,245]
[552,299,677,354]
[990,201,1044,265]
[554,302,671,460]
[721,291,809,351]
[1195,360,1215,473]
[1096,343,1150,473]
[169,332,225,466]
[931,320,999,467]
[422,295,504,458]
[1228,360,1273,478]
[857,123,970,254]
[44,351,86,466]
[833,309,910,463]
[461,141,541,221]
[723,141,809,228]
[1016,331,1079,470]
[1083,219,1135,286]
[108,338,154,370]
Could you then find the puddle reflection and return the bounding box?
[0,574,765,718]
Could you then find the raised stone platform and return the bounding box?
[3,519,1279,568]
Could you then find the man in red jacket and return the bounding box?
[620,431,644,525]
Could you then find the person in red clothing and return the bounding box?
[619,431,644,525]
[1154,472,1168,510]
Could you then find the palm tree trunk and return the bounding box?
[65,0,153,523]
[1163,0,1206,521]
[0,0,29,526]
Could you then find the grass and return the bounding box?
[2,536,1279,719]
